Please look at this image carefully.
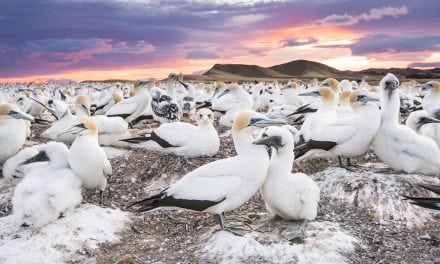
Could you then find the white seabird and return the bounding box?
[61,116,112,203]
[254,126,320,220]
[295,90,381,168]
[121,108,220,158]
[0,103,34,163]
[406,110,440,147]
[128,111,286,234]
[372,73,440,175]
[12,142,82,228]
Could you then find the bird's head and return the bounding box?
[196,108,214,125]
[75,95,91,116]
[380,73,399,98]
[0,103,34,122]
[232,111,286,134]
[418,81,440,94]
[253,126,292,150]
[349,90,379,108]
[112,92,123,103]
[320,78,339,94]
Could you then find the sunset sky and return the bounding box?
[0,0,439,82]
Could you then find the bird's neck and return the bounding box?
[233,130,266,157]
[381,90,400,124]
[166,80,175,98]
[271,145,294,172]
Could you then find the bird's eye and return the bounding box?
[75,123,86,129]
[208,114,211,118]
[259,90,263,95]
[199,114,203,118]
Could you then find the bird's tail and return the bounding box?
[126,192,166,212]
[401,183,440,210]
[119,134,152,144]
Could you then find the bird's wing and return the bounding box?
[154,122,197,146]
[166,157,243,202]
[94,115,128,134]
[106,96,139,116]
[311,123,357,144]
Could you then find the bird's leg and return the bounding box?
[99,190,104,205]
[213,214,248,236]
[345,158,369,171]
[338,156,355,172]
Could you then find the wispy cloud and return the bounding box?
[319,6,408,26]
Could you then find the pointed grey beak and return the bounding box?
[299,90,320,97]
[253,135,284,149]
[82,105,91,116]
[419,116,440,125]
[217,89,231,98]
[384,80,398,90]
[58,123,86,136]
[178,80,189,90]
[249,117,287,128]
[8,110,34,122]
[29,97,58,120]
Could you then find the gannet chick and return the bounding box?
[295,90,381,167]
[254,126,320,220]
[406,110,440,147]
[128,111,286,235]
[372,73,440,175]
[12,142,82,228]
[62,116,112,203]
[177,80,196,119]
[403,184,440,210]
[151,73,180,123]
[0,103,34,163]
[121,108,219,158]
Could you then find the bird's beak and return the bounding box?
[22,150,49,165]
[299,90,320,97]
[249,117,287,128]
[217,89,231,98]
[8,110,34,122]
[138,80,151,87]
[58,123,86,136]
[253,135,284,149]
[82,105,91,116]
[178,80,189,90]
[419,116,440,125]
[29,97,58,120]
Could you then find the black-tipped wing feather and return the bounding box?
[120,131,177,148]
[294,140,337,159]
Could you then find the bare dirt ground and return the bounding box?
[1,121,440,264]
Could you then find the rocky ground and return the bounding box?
[1,121,440,264]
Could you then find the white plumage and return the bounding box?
[254,126,320,220]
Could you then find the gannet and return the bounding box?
[0,103,34,163]
[406,110,440,147]
[254,126,320,220]
[282,81,304,108]
[106,80,153,124]
[295,87,338,145]
[216,84,254,128]
[295,90,381,167]
[151,73,180,123]
[420,81,440,119]
[372,73,440,175]
[128,111,286,234]
[91,91,122,115]
[62,116,112,203]
[403,183,440,210]
[177,80,196,119]
[75,95,131,147]
[12,142,82,228]
[122,108,220,158]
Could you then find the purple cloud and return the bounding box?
[319,6,408,26]
[185,50,219,60]
[350,34,440,55]
[281,37,318,47]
